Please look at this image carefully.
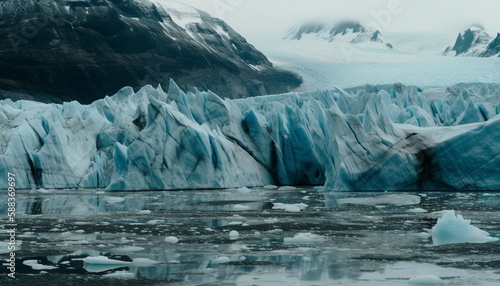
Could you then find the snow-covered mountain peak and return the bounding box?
[0,0,302,103]
[443,25,499,57]
[284,21,392,49]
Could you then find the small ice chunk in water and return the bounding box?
[338,194,421,206]
[147,219,164,225]
[408,208,427,213]
[237,187,252,193]
[431,210,499,245]
[23,260,58,270]
[272,203,307,212]
[229,230,239,240]
[102,271,134,279]
[408,275,444,285]
[277,186,297,191]
[165,236,179,243]
[228,221,243,225]
[104,197,125,203]
[263,185,278,189]
[81,256,130,265]
[132,258,160,266]
[110,246,144,253]
[233,204,250,211]
[284,232,323,244]
[211,256,231,264]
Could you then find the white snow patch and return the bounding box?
[214,25,230,39]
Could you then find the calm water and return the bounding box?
[1,187,500,285]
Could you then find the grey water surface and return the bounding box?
[1,187,500,285]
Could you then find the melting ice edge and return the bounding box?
[1,81,499,191]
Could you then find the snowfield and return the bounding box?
[1,80,499,191]
[249,32,500,91]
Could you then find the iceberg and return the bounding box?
[0,80,499,191]
[431,210,499,245]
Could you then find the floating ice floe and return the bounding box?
[80,256,131,273]
[211,256,231,264]
[164,236,179,243]
[109,246,145,253]
[233,204,251,211]
[408,275,444,285]
[272,203,308,212]
[337,194,421,206]
[81,256,130,265]
[431,210,499,245]
[408,208,428,213]
[102,271,135,279]
[229,230,240,240]
[23,260,58,270]
[132,258,161,266]
[284,232,324,244]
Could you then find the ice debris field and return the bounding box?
[2,189,500,285]
[0,80,500,191]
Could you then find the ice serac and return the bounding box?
[1,82,500,191]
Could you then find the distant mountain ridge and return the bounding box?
[444,26,500,57]
[0,0,301,103]
[284,21,393,49]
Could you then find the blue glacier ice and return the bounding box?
[0,80,499,191]
[431,210,499,245]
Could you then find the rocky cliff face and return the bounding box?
[482,33,500,57]
[0,0,301,103]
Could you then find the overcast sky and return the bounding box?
[175,0,500,39]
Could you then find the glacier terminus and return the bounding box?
[1,80,499,191]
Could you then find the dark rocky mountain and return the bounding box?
[0,0,301,103]
[444,26,500,57]
[482,33,500,57]
[284,21,393,49]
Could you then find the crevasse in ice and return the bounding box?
[0,80,499,191]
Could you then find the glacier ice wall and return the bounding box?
[1,80,499,191]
